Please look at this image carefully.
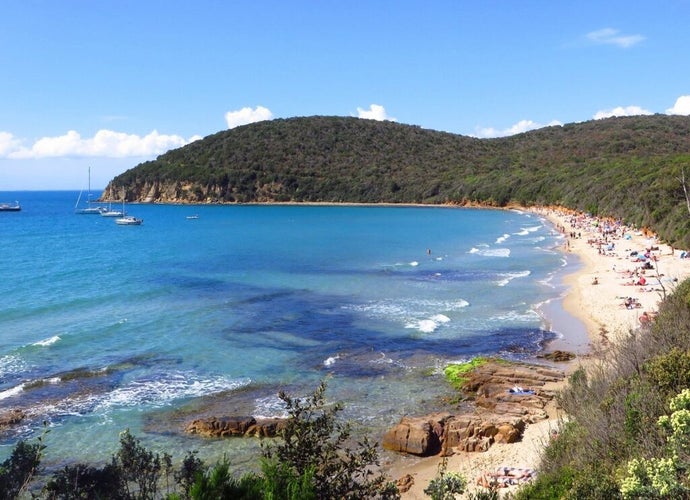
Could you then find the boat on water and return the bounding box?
[75,167,105,214]
[100,202,125,217]
[186,214,199,219]
[0,201,21,212]
[114,189,142,225]
[115,216,143,225]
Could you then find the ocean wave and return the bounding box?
[496,233,510,244]
[32,335,61,347]
[0,376,67,402]
[253,394,289,419]
[491,309,541,323]
[477,248,511,258]
[94,372,251,411]
[405,313,451,333]
[0,382,26,400]
[496,270,531,287]
[323,354,341,367]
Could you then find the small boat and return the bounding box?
[186,214,199,220]
[114,188,142,225]
[0,201,21,212]
[115,216,143,225]
[100,203,125,217]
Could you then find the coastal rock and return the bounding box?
[396,474,415,493]
[184,416,286,438]
[442,416,525,451]
[0,409,25,430]
[538,350,576,362]
[382,413,452,456]
[384,360,564,457]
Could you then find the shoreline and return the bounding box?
[389,206,690,498]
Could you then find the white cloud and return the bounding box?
[473,119,562,138]
[0,132,23,156]
[356,104,396,121]
[2,129,199,159]
[586,28,645,48]
[224,106,273,129]
[666,95,690,115]
[593,106,653,120]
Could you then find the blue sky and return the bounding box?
[1,0,689,190]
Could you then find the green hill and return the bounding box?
[105,114,690,246]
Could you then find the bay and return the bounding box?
[0,191,576,469]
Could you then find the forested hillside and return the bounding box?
[104,114,690,246]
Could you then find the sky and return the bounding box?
[1,1,689,190]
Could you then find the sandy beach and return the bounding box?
[389,207,690,498]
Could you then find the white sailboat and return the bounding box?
[100,200,125,217]
[75,167,105,214]
[115,189,143,225]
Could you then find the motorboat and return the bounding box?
[115,216,143,225]
[0,201,21,211]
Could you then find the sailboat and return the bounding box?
[100,199,125,217]
[115,189,143,225]
[75,167,105,214]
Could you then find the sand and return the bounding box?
[388,207,690,498]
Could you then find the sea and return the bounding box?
[0,191,588,472]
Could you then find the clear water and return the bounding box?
[0,192,575,470]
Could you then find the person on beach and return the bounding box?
[639,311,652,327]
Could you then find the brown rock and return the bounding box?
[396,474,415,493]
[383,360,563,457]
[382,413,452,456]
[184,416,286,438]
[538,350,576,362]
[0,409,25,429]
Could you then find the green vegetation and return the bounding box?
[108,114,690,246]
[443,357,491,389]
[423,458,467,499]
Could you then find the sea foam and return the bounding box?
[32,335,61,347]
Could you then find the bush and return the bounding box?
[0,438,44,499]
[423,457,467,499]
[262,380,399,499]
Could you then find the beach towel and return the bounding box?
[477,466,537,488]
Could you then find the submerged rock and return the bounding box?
[0,409,26,430]
[184,416,286,438]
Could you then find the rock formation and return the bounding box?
[383,359,564,457]
[184,415,286,438]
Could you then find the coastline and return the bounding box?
[389,206,690,498]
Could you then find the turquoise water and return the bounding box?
[0,192,575,469]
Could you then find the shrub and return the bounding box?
[188,458,263,500]
[423,457,467,499]
[262,380,399,499]
[0,438,44,499]
[116,429,174,499]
